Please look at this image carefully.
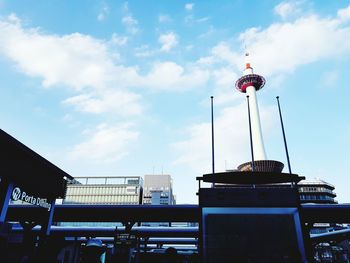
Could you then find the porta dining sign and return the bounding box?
[11,187,52,211]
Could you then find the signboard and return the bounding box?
[115,233,136,247]
[11,186,52,211]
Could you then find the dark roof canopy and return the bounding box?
[7,205,200,223]
[199,171,304,184]
[6,204,350,224]
[0,129,73,199]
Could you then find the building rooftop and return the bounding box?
[298,178,335,188]
[71,176,143,185]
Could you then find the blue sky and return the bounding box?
[0,0,349,204]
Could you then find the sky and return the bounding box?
[0,0,349,204]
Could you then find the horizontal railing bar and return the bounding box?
[6,204,350,223]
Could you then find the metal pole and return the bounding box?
[211,96,215,175]
[41,199,56,236]
[276,96,292,174]
[0,179,13,223]
[246,96,255,172]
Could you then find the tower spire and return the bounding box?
[245,52,251,70]
[243,52,254,75]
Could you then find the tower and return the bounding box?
[235,53,284,172]
[235,53,267,160]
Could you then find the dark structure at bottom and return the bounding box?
[198,171,308,263]
[1,130,350,262]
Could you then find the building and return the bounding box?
[63,176,143,205]
[64,175,176,206]
[0,128,72,258]
[142,174,176,227]
[298,178,337,204]
[143,174,175,205]
[220,170,337,205]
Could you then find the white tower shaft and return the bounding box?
[243,66,267,160]
[246,85,267,160]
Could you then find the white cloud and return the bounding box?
[321,70,339,88]
[0,14,211,114]
[274,1,302,20]
[337,5,350,23]
[158,14,172,23]
[68,123,139,163]
[158,32,178,52]
[122,15,139,34]
[213,67,237,89]
[143,61,210,91]
[211,42,240,65]
[62,113,74,123]
[61,113,81,128]
[196,17,210,23]
[211,67,240,106]
[122,15,137,27]
[111,33,128,46]
[7,13,20,24]
[122,2,129,12]
[0,15,114,90]
[238,15,350,76]
[185,45,193,51]
[268,74,287,90]
[184,15,209,26]
[0,13,212,165]
[185,3,194,11]
[196,7,350,78]
[173,103,276,173]
[97,13,105,22]
[134,45,155,57]
[63,90,142,116]
[195,58,239,107]
[0,15,144,163]
[0,14,144,117]
[184,15,194,25]
[196,56,216,66]
[97,3,109,21]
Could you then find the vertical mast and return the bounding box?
[211,96,215,175]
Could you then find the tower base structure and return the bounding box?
[237,160,284,173]
[197,171,309,263]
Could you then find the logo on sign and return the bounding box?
[10,187,52,211]
[12,187,21,201]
